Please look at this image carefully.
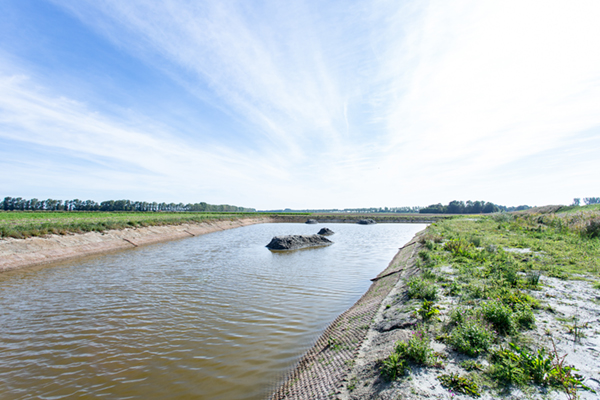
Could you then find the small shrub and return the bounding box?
[507,343,553,385]
[422,269,437,280]
[489,347,527,385]
[586,218,600,238]
[526,270,542,287]
[381,352,406,381]
[480,300,515,335]
[449,317,493,357]
[515,307,535,330]
[499,288,539,310]
[416,300,440,321]
[449,306,472,326]
[469,236,482,247]
[418,250,431,262]
[395,330,433,365]
[381,330,433,380]
[504,266,520,287]
[407,277,438,300]
[485,244,498,253]
[438,373,481,397]
[425,240,436,250]
[444,239,475,258]
[460,360,484,371]
[446,280,461,296]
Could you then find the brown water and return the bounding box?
[0,223,425,399]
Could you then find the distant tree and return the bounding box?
[583,197,600,205]
[572,198,581,206]
[447,200,465,214]
[482,202,498,213]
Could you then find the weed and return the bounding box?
[515,307,535,330]
[526,270,542,287]
[460,360,484,371]
[438,373,481,397]
[327,337,342,351]
[488,347,527,385]
[419,250,431,262]
[480,300,515,335]
[445,280,461,296]
[449,317,493,357]
[407,277,438,300]
[566,317,588,343]
[395,330,433,365]
[347,376,357,391]
[422,269,437,280]
[593,281,600,290]
[380,352,406,381]
[504,266,520,287]
[469,236,482,247]
[449,306,472,326]
[586,218,600,239]
[444,239,476,259]
[415,300,440,322]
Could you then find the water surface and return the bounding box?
[0,223,425,399]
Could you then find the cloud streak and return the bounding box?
[1,0,600,208]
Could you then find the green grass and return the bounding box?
[403,211,600,398]
[381,329,435,380]
[0,211,274,238]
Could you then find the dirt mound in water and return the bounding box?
[266,234,332,250]
[357,219,376,225]
[317,228,334,236]
[305,219,318,224]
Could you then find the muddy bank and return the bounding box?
[0,217,275,273]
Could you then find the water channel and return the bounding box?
[0,222,425,399]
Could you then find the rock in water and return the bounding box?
[305,219,318,224]
[317,227,334,236]
[357,219,376,225]
[266,234,332,250]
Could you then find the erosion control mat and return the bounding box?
[270,232,424,400]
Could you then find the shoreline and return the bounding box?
[0,215,436,274]
[270,229,426,399]
[0,216,276,273]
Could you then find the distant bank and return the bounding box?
[0,213,447,273]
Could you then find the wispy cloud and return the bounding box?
[1,0,599,207]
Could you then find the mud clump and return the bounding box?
[358,219,376,225]
[266,234,332,250]
[317,228,334,236]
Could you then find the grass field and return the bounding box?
[0,211,273,239]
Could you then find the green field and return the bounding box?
[0,211,270,239]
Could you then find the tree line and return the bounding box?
[419,200,524,214]
[572,197,600,206]
[1,197,255,213]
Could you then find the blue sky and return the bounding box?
[1,0,599,209]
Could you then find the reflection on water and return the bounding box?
[0,223,425,399]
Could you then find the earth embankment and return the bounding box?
[0,217,275,272]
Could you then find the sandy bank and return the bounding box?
[0,217,275,273]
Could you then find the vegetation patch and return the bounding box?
[438,372,481,397]
[407,276,438,300]
[373,208,600,398]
